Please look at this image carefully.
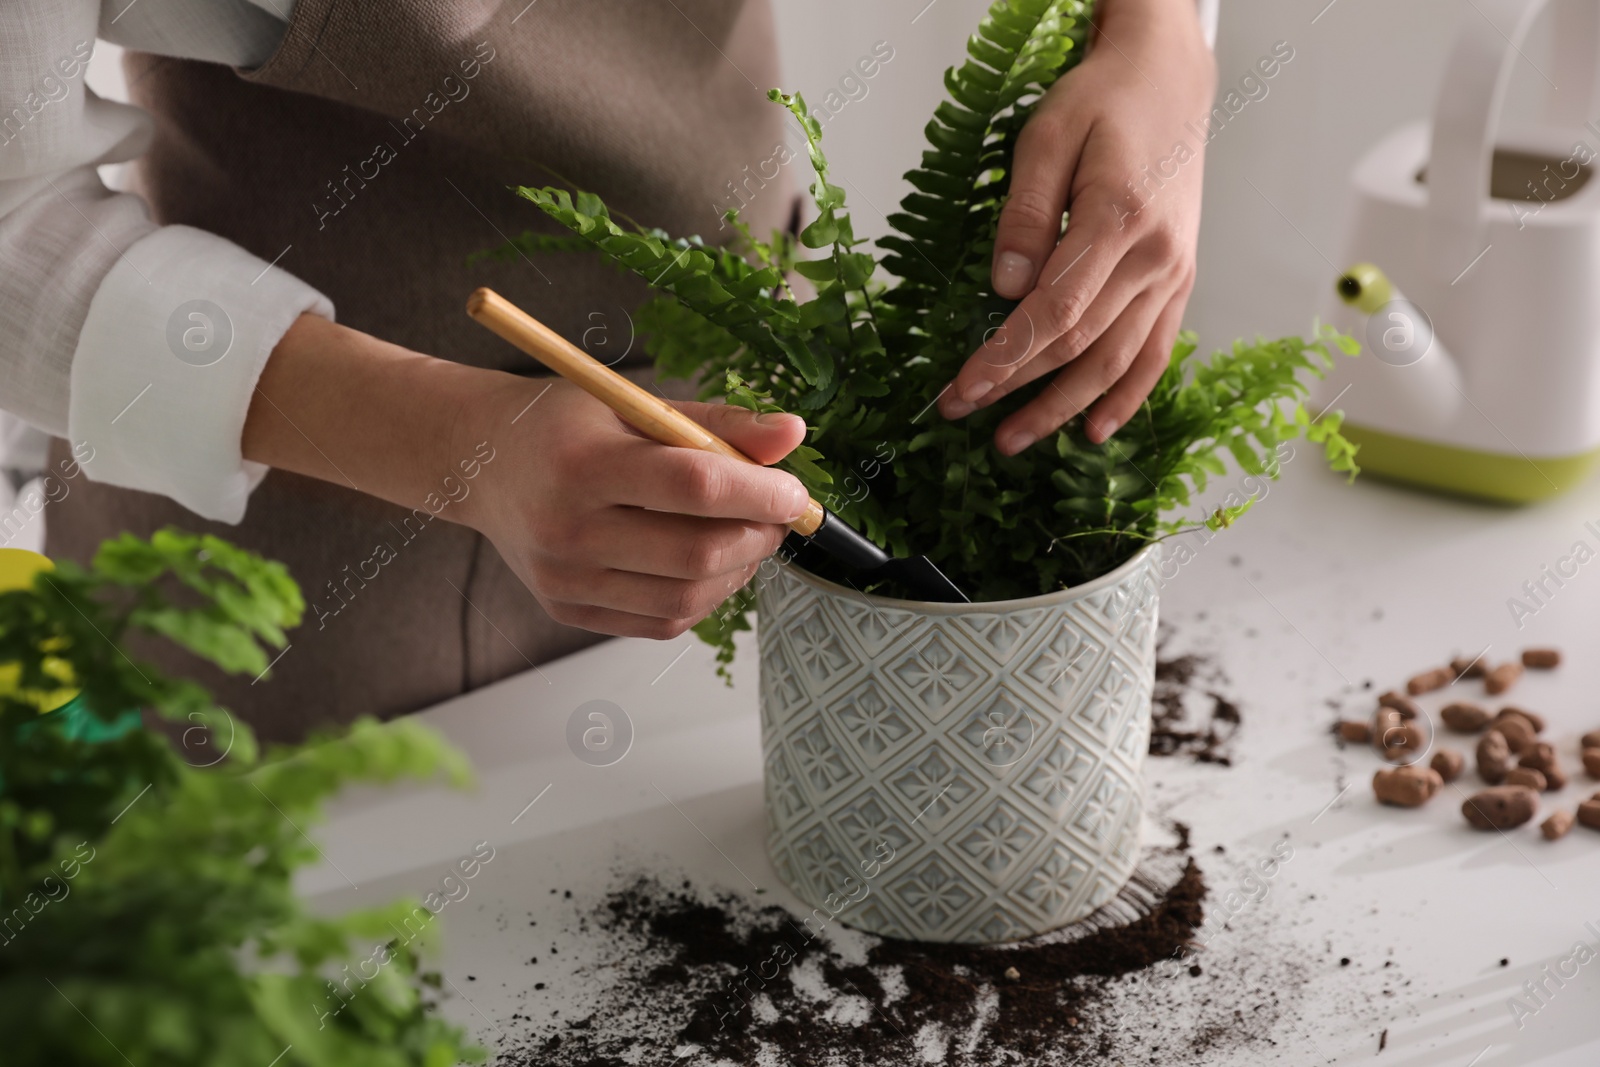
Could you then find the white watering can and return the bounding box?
[1318,0,1600,503]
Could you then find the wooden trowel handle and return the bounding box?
[466,287,826,536]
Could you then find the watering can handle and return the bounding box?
[1427,0,1600,277]
[1551,1,1600,126]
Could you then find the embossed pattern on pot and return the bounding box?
[757,546,1160,943]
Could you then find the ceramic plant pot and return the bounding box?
[756,545,1160,944]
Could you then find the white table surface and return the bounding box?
[304,460,1600,1066]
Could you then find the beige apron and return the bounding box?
[46,0,796,742]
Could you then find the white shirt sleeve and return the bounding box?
[0,0,316,524]
[70,222,332,522]
[1196,0,1218,49]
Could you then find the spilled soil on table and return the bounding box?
[492,852,1195,1065]
[488,836,1299,1066]
[1150,645,1241,765]
[671,859,1203,1063]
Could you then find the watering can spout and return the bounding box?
[1329,262,1463,429]
[1335,263,1393,316]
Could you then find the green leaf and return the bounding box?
[781,444,834,488]
[801,212,840,248]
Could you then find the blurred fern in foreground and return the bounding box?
[0,529,483,1067]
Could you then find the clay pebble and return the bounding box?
[1338,720,1372,743]
[1487,715,1536,756]
[1461,786,1538,830]
[1378,691,1422,719]
[1476,731,1512,785]
[1505,767,1548,792]
[1519,742,1566,790]
[1406,668,1453,696]
[1441,702,1491,733]
[1542,810,1575,840]
[1430,749,1464,783]
[1485,662,1524,695]
[1579,797,1600,832]
[1496,706,1545,733]
[1373,765,1443,808]
[1372,709,1422,758]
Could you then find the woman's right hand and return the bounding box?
[245,315,807,641]
[464,379,810,639]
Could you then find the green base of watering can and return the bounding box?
[17,694,143,743]
[1344,424,1600,505]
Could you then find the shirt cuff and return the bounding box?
[68,225,334,523]
[1197,0,1218,49]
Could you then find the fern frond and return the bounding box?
[878,0,1089,310]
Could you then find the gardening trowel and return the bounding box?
[466,288,969,604]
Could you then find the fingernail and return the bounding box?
[1097,417,1120,440]
[959,380,994,405]
[1000,430,1036,455]
[756,411,799,427]
[944,398,975,419]
[994,251,1034,297]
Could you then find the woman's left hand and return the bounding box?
[939,0,1216,453]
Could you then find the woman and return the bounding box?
[0,0,1215,740]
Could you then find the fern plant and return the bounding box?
[484,0,1358,665]
[0,530,483,1067]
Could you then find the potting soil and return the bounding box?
[1151,648,1241,765]
[486,834,1300,1067]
